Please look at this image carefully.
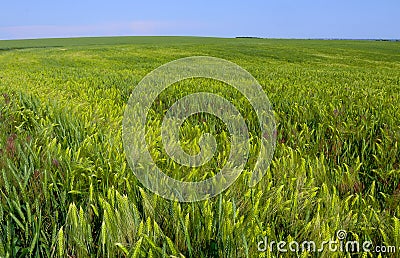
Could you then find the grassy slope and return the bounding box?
[0,36,399,257]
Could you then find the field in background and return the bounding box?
[0,36,399,257]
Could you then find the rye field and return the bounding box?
[0,36,399,257]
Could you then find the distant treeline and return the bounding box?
[236,36,400,41]
[235,36,262,39]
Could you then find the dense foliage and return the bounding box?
[0,37,399,257]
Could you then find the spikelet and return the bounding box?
[57,227,64,257]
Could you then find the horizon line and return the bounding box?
[1,35,399,42]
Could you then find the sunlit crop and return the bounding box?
[0,37,399,257]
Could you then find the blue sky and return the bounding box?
[1,0,399,40]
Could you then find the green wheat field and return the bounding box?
[0,36,399,257]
